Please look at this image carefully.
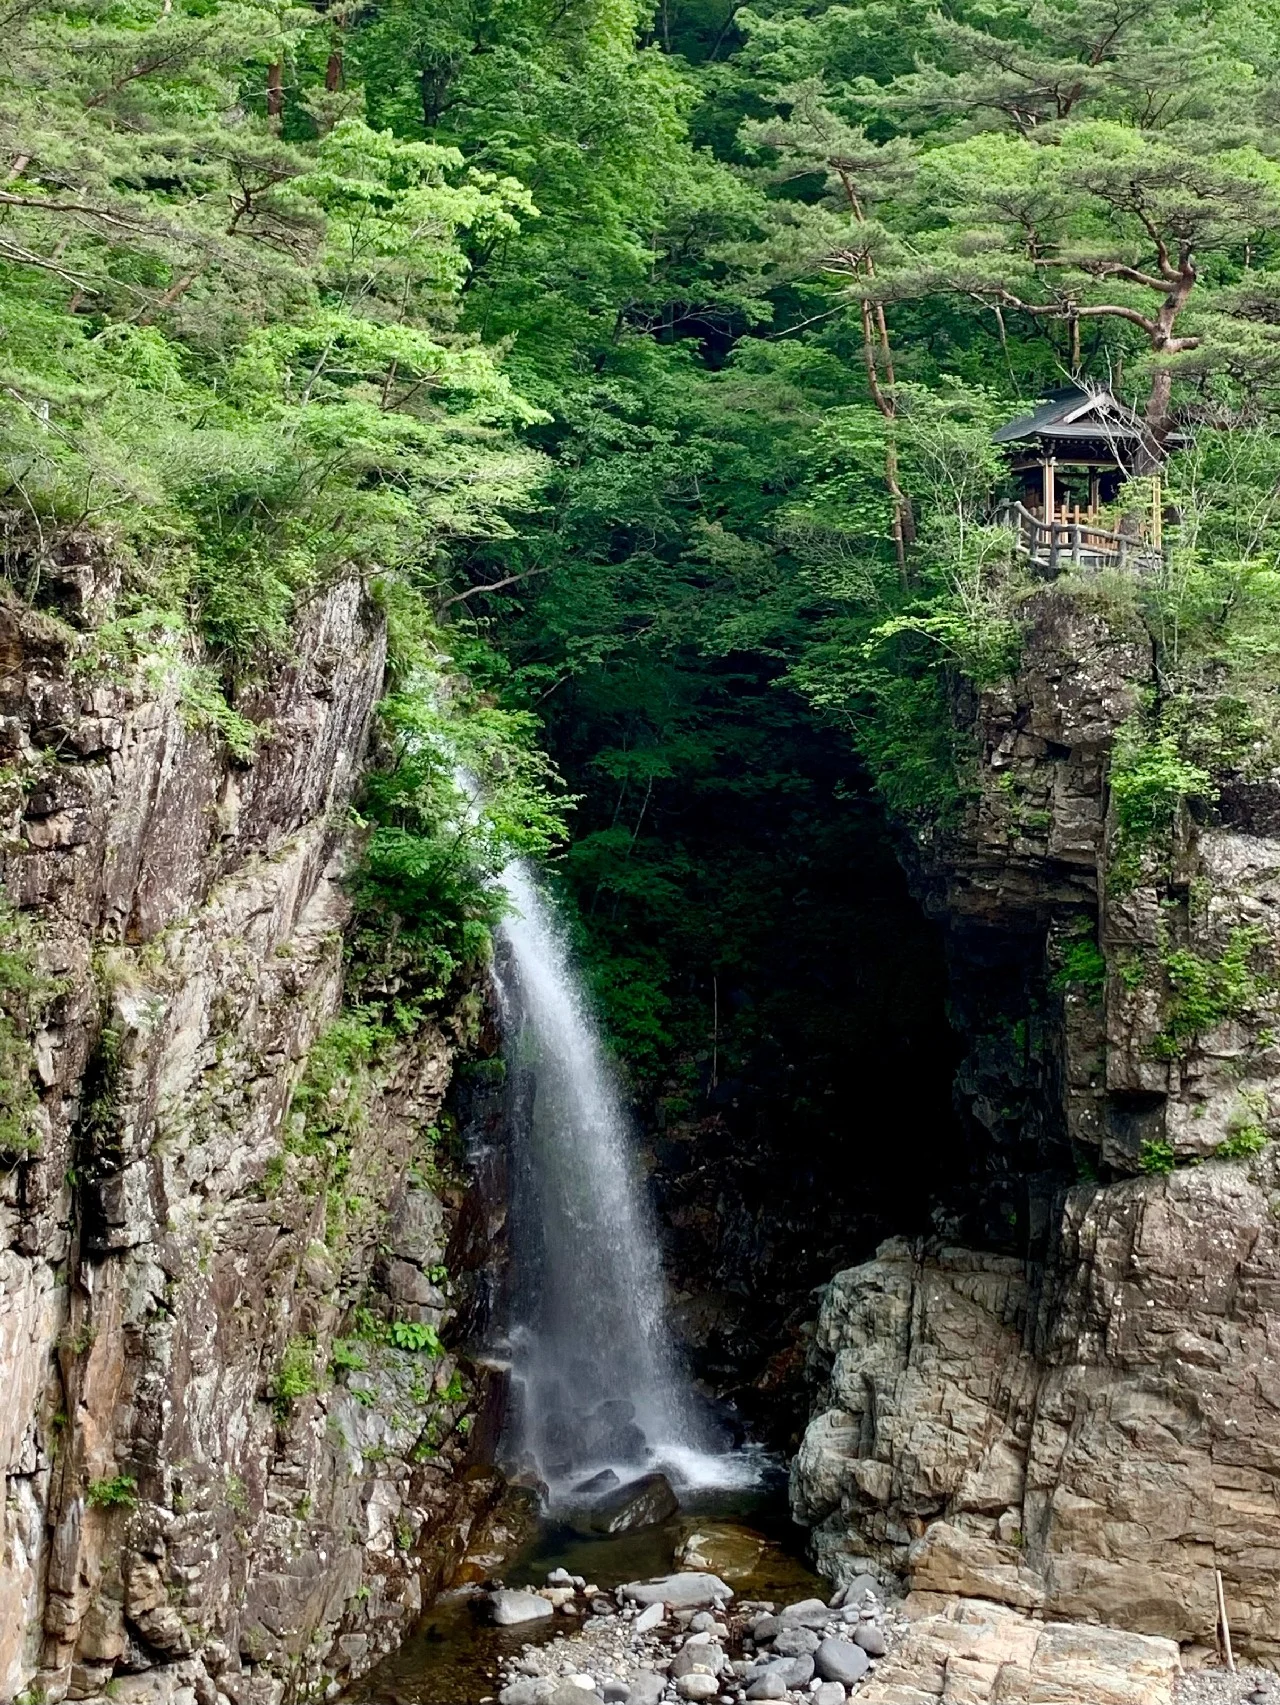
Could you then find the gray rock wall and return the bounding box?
[794,586,1280,1661]
[0,560,503,1705]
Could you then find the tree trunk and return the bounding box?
[267,61,283,123]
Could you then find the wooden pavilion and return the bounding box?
[992,385,1165,573]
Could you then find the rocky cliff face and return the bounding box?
[794,585,1280,1662]
[0,557,507,1705]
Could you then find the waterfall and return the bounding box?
[490,859,753,1508]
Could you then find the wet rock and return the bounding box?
[814,1640,870,1687]
[623,1674,664,1705]
[619,1575,733,1610]
[812,1689,846,1705]
[673,1523,767,1583]
[687,1613,719,1634]
[548,1569,576,1587]
[601,1686,630,1704]
[585,1474,679,1535]
[748,1615,778,1644]
[573,1470,621,1498]
[633,1603,665,1635]
[491,1590,557,1626]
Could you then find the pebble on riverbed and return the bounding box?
[488,1566,902,1705]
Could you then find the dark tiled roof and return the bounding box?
[992,385,1145,445]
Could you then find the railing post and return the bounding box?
[1048,525,1060,577]
[1072,523,1081,566]
[1118,537,1128,571]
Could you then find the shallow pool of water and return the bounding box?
[345,1482,827,1705]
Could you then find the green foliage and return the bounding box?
[0,900,55,1160]
[272,1335,318,1420]
[330,1340,368,1374]
[1218,1126,1269,1159]
[1153,928,1271,1060]
[386,1319,444,1355]
[85,1474,138,1509]
[1108,728,1216,891]
[1052,936,1107,999]
[13,0,1280,1124]
[1138,1140,1177,1176]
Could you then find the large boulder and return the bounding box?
[582,1473,678,1535]
[618,1574,733,1609]
[490,1590,556,1626]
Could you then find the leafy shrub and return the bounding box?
[1152,928,1270,1059]
[1108,730,1214,890]
[86,1474,138,1509]
[0,900,58,1160]
[1138,1139,1177,1175]
[387,1319,443,1356]
[272,1336,318,1420]
[1218,1125,1269,1159]
[1052,935,1107,998]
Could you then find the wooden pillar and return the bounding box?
[1089,472,1100,516]
[1041,457,1055,521]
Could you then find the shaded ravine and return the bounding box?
[491,859,759,1504]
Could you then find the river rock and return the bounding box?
[674,1521,768,1582]
[777,1598,831,1629]
[751,1655,814,1689]
[744,1676,788,1702]
[499,1682,555,1705]
[624,1673,665,1705]
[671,1642,724,1679]
[547,1684,600,1705]
[633,1601,665,1634]
[813,1687,847,1705]
[688,1612,719,1633]
[749,1614,779,1643]
[619,1574,733,1609]
[853,1624,886,1656]
[587,1473,679,1535]
[771,1626,819,1658]
[492,1590,556,1626]
[814,1640,870,1686]
[675,1677,718,1702]
[601,1686,629,1704]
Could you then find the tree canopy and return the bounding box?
[7,0,1280,1112]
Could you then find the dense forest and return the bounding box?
[6,0,1280,1138]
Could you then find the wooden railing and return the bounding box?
[995,501,1161,576]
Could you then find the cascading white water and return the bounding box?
[491,859,755,1507]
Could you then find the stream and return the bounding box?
[346,1485,827,1705]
